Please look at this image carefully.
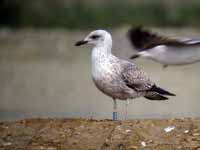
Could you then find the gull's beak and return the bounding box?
[130,54,140,59]
[75,40,88,46]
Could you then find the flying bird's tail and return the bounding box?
[144,85,176,101]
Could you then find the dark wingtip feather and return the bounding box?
[127,26,145,50]
[151,85,176,96]
[130,54,140,59]
[144,95,169,101]
[127,26,162,50]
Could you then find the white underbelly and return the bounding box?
[151,46,200,65]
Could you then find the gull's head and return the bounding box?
[75,30,112,47]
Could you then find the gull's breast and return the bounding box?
[92,59,133,100]
[92,59,120,89]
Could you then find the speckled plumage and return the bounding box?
[76,30,175,101]
[92,45,152,100]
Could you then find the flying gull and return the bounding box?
[75,30,175,120]
[128,26,200,68]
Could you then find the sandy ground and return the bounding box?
[0,118,200,150]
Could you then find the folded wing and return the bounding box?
[122,63,153,92]
[122,63,175,100]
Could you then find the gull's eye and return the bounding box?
[90,35,100,39]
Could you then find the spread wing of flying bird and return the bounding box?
[128,26,200,67]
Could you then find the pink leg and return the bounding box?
[124,100,129,120]
[113,99,117,120]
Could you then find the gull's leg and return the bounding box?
[124,99,129,120]
[113,98,117,120]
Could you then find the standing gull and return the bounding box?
[75,30,175,120]
[128,26,200,68]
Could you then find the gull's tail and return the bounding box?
[144,85,176,101]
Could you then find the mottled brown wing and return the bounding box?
[122,63,153,92]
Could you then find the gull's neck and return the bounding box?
[91,40,114,77]
[92,39,113,57]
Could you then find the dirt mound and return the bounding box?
[0,118,200,150]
